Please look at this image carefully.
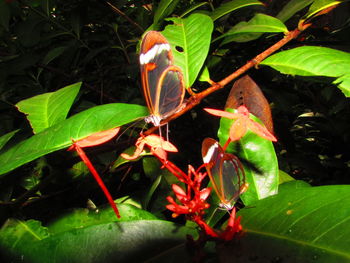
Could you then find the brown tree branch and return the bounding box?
[144,24,312,136]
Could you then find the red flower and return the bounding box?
[164,165,211,218]
[204,105,277,142]
[160,160,243,241]
[121,134,178,160]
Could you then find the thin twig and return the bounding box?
[105,1,144,33]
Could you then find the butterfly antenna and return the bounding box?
[115,118,144,143]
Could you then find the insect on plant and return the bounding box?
[202,137,248,210]
[139,31,186,127]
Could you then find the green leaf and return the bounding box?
[0,129,19,151]
[217,108,279,206]
[305,0,341,20]
[235,184,350,262]
[47,204,158,234]
[219,13,288,44]
[37,46,69,78]
[276,0,314,22]
[210,0,263,21]
[153,0,180,25]
[0,219,196,263]
[162,13,213,88]
[279,169,295,184]
[142,157,178,215]
[278,180,311,194]
[1,219,49,246]
[144,175,162,209]
[198,66,211,83]
[334,74,350,97]
[180,2,209,18]
[111,146,154,171]
[0,103,148,176]
[16,83,81,133]
[260,46,350,97]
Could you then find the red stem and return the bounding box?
[74,144,121,218]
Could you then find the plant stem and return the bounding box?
[105,1,144,33]
[144,25,310,135]
[74,144,121,218]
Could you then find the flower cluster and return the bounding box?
[159,159,242,241]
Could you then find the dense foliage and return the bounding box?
[0,0,350,262]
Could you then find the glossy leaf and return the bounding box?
[276,0,313,22]
[0,217,196,263]
[210,0,263,21]
[47,204,158,234]
[305,0,341,20]
[162,13,213,88]
[0,103,148,176]
[0,129,19,151]
[153,0,180,25]
[218,108,279,205]
[260,46,350,97]
[220,13,288,44]
[16,83,81,133]
[232,183,350,262]
[198,66,211,83]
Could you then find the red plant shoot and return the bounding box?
[204,105,277,150]
[68,127,121,218]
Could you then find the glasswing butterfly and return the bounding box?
[202,138,247,210]
[139,31,185,127]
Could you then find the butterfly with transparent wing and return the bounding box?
[139,31,185,127]
[202,138,248,210]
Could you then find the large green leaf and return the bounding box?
[210,0,263,21]
[217,108,279,206]
[276,0,314,22]
[0,216,196,263]
[162,13,213,88]
[232,183,350,262]
[0,103,148,176]
[47,204,158,234]
[219,13,288,44]
[16,83,81,133]
[260,46,350,97]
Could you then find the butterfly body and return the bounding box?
[202,138,247,210]
[140,31,185,126]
